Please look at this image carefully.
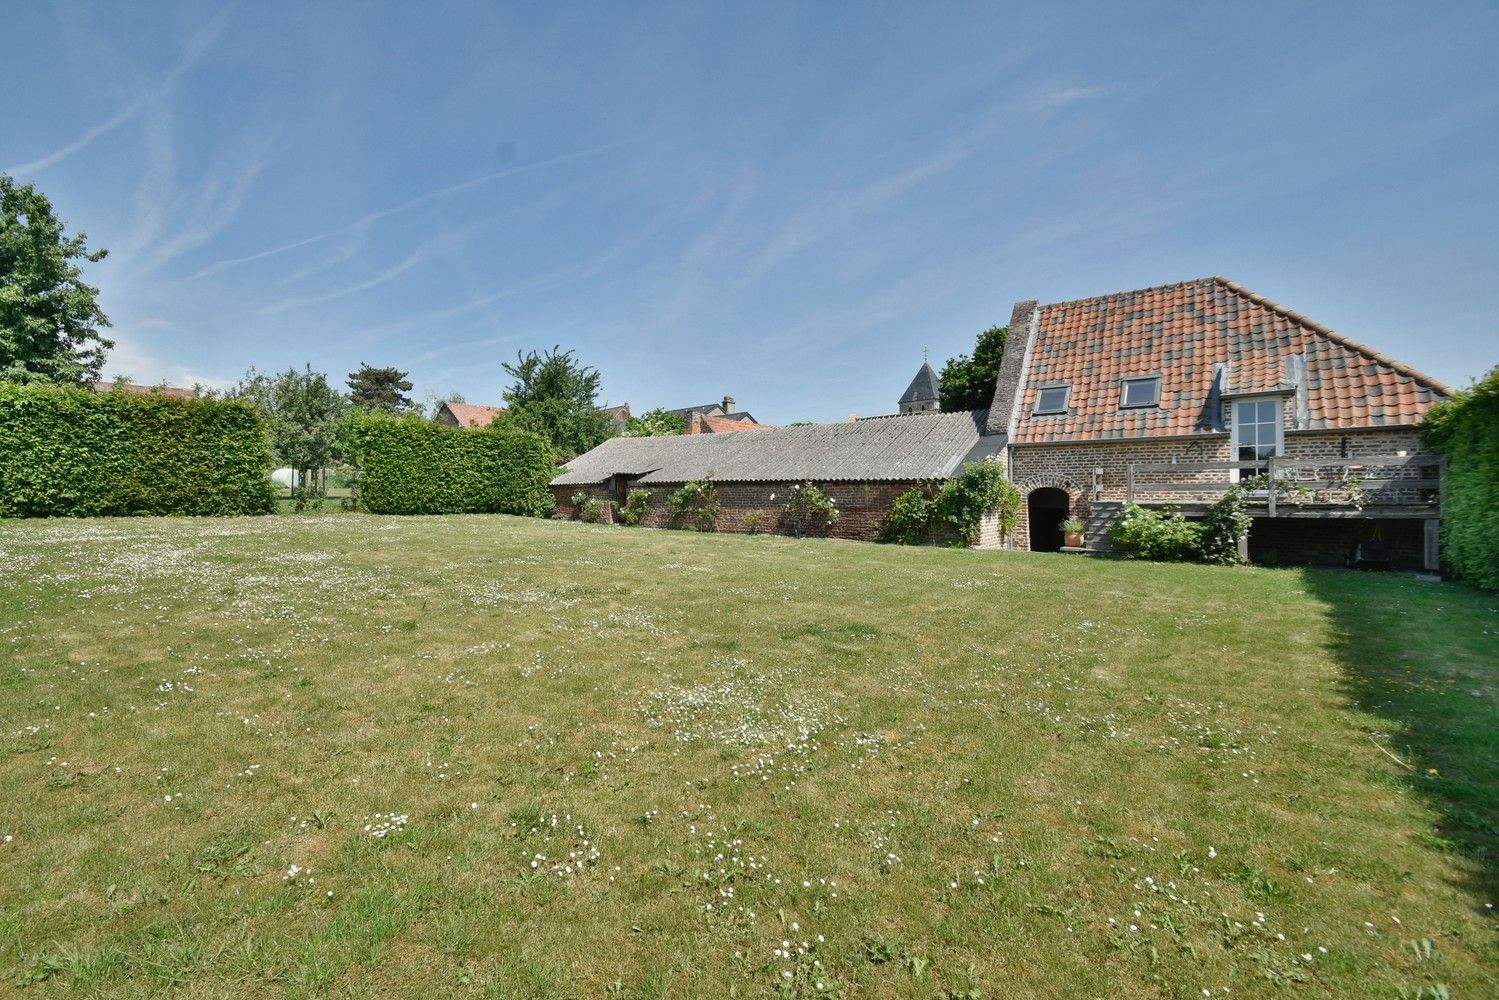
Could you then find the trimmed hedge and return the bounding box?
[0,384,275,517]
[352,416,556,516]
[1423,367,1499,591]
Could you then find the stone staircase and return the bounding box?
[1075,501,1123,553]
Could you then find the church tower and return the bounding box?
[899,358,941,414]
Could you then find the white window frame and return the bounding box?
[1033,385,1070,414]
[1119,375,1161,408]
[1231,396,1284,484]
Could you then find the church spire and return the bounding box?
[898,356,941,415]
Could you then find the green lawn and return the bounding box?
[0,515,1494,998]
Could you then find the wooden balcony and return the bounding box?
[1124,454,1444,518]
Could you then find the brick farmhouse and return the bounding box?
[553,277,1451,569]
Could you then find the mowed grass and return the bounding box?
[0,515,1494,999]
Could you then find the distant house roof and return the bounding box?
[899,362,941,405]
[684,412,778,434]
[603,404,631,425]
[437,401,505,428]
[553,409,998,486]
[90,381,196,400]
[701,414,775,433]
[667,402,760,424]
[1006,276,1450,444]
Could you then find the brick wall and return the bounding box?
[552,480,931,542]
[554,483,618,523]
[1007,426,1431,551]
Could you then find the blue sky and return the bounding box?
[5,2,1497,423]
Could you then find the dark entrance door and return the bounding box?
[1027,487,1069,552]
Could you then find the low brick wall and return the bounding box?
[552,480,928,542]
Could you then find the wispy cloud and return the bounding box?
[3,6,233,177]
[102,332,229,389]
[121,144,270,279]
[1020,84,1108,116]
[318,237,638,358]
[257,243,432,316]
[105,107,179,268]
[737,135,975,281]
[189,139,632,279]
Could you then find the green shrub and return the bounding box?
[616,488,650,526]
[667,475,720,531]
[350,415,556,515]
[781,481,839,537]
[1197,489,1250,564]
[0,384,275,517]
[938,462,1021,545]
[1423,366,1499,591]
[879,482,943,544]
[571,492,604,523]
[741,509,764,535]
[1111,503,1205,562]
[1115,476,1311,565]
[877,464,1020,546]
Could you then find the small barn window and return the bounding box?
[1120,376,1161,408]
[1034,385,1070,414]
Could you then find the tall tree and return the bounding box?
[939,325,1008,412]
[347,363,415,414]
[228,365,348,491]
[501,346,603,408]
[499,346,614,458]
[0,174,113,384]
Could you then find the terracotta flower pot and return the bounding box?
[1064,531,1084,548]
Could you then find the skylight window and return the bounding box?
[1034,385,1070,414]
[1120,376,1161,408]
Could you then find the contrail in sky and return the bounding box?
[3,6,233,177]
[188,140,631,279]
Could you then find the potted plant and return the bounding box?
[1062,516,1086,548]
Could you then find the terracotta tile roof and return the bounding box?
[1011,276,1450,444]
[90,381,197,399]
[700,414,776,433]
[441,402,505,428]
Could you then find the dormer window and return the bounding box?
[1034,385,1070,414]
[1120,375,1161,408]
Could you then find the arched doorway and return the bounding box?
[1027,487,1069,552]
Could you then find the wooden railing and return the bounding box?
[1124,454,1443,516]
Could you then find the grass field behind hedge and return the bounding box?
[0,515,1495,998]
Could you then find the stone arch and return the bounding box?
[1014,474,1086,503]
[1013,475,1087,551]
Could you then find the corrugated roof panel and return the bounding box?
[552,410,992,485]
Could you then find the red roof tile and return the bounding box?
[701,414,776,433]
[441,402,505,428]
[1011,277,1449,444]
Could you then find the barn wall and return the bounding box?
[552,479,933,542]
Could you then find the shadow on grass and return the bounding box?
[1303,567,1499,907]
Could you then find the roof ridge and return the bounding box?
[1210,277,1451,396]
[1038,276,1220,311]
